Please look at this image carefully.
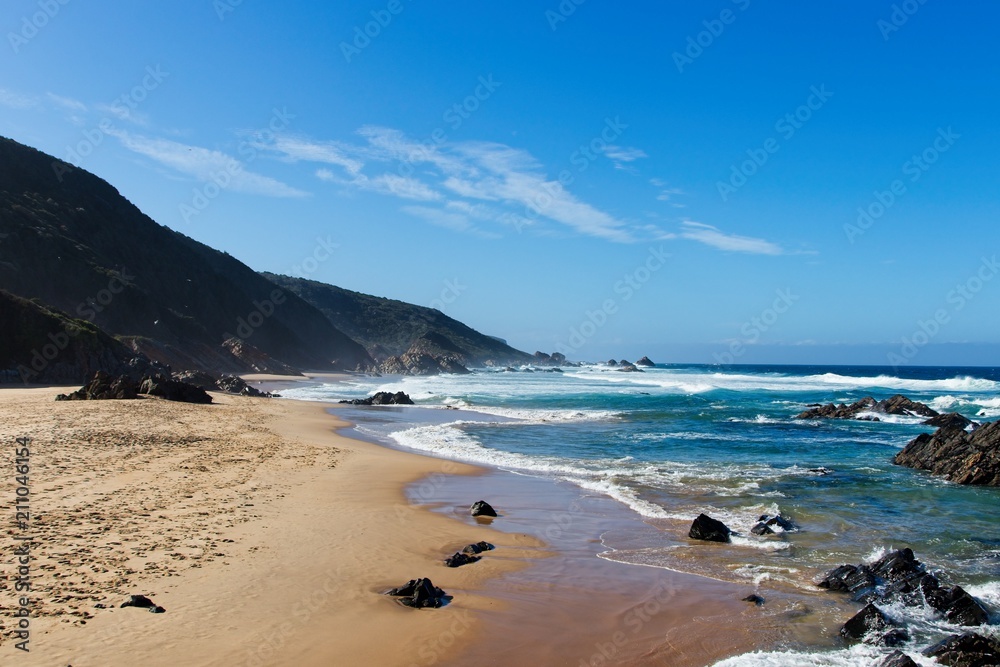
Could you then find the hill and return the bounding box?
[262,274,533,367]
[0,136,372,374]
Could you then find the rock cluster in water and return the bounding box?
[894,420,1000,486]
[338,391,414,406]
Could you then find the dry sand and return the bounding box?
[0,388,542,666]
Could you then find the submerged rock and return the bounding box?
[894,420,1000,486]
[688,513,731,543]
[880,650,919,667]
[742,594,765,606]
[922,632,1000,667]
[470,500,498,517]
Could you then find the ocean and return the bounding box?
[282,363,1000,665]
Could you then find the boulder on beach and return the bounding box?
[56,371,138,401]
[922,632,1000,667]
[462,541,494,554]
[121,594,165,613]
[470,500,498,517]
[688,513,731,543]
[384,578,448,608]
[139,374,213,404]
[444,552,480,568]
[894,420,1000,486]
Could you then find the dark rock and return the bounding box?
[858,415,881,422]
[339,391,414,406]
[617,362,643,373]
[750,522,774,536]
[688,513,731,543]
[385,578,448,609]
[871,548,923,583]
[138,374,213,404]
[56,371,139,401]
[635,356,655,367]
[921,577,990,626]
[607,359,618,367]
[121,594,156,609]
[462,541,494,554]
[759,514,795,531]
[840,603,893,643]
[922,632,1000,667]
[149,605,166,614]
[880,650,918,667]
[894,420,1000,486]
[808,467,834,476]
[171,370,218,391]
[470,500,497,517]
[216,374,271,397]
[796,395,938,420]
[817,564,876,597]
[742,594,764,605]
[880,651,919,667]
[444,552,481,568]
[924,412,975,430]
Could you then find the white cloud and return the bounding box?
[111,130,307,198]
[270,128,633,242]
[402,205,501,239]
[680,221,783,255]
[271,135,363,175]
[46,93,87,112]
[604,145,647,169]
[0,88,39,110]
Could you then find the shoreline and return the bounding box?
[0,386,541,666]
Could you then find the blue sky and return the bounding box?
[3,1,999,366]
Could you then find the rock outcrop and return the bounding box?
[339,391,414,406]
[797,395,939,420]
[56,371,212,404]
[635,356,655,367]
[139,374,213,404]
[922,632,1000,667]
[923,412,976,430]
[894,420,1000,486]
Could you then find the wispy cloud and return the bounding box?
[111,130,307,198]
[0,88,39,110]
[46,93,87,112]
[680,221,783,255]
[270,128,633,242]
[402,205,501,239]
[604,145,647,170]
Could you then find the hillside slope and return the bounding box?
[0,136,372,373]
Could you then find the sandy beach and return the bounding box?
[1,385,774,666]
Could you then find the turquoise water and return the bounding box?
[283,363,1000,665]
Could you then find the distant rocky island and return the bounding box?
[0,137,533,383]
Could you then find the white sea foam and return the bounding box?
[712,645,934,667]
